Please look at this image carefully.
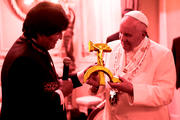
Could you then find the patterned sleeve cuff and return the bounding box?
[55,89,65,110]
[77,70,85,84]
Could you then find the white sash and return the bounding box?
[113,37,150,81]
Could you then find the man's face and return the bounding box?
[119,16,144,52]
[37,32,62,50]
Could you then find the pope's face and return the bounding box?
[36,32,62,50]
[119,16,145,52]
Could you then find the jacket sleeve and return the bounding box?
[69,73,82,88]
[172,39,180,89]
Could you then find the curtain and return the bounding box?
[121,0,139,10]
[72,0,122,63]
[71,0,139,63]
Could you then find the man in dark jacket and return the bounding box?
[0,1,83,120]
[172,37,180,89]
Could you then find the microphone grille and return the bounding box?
[63,57,71,65]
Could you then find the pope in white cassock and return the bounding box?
[101,10,176,120]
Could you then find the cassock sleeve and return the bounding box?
[130,50,176,107]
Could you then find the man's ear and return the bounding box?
[142,31,146,37]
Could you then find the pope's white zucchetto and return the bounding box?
[124,10,148,27]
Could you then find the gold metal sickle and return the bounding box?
[84,41,120,85]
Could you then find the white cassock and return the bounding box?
[103,37,176,120]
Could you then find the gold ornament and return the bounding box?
[84,41,120,85]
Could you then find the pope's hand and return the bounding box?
[108,76,133,96]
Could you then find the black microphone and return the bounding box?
[62,57,71,80]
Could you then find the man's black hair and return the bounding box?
[22,1,69,39]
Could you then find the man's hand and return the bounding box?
[59,79,73,97]
[108,76,133,96]
[86,71,100,94]
[86,71,100,87]
[83,63,101,86]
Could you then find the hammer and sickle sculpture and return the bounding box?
[84,41,120,85]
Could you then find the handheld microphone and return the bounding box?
[62,57,71,80]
